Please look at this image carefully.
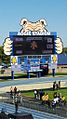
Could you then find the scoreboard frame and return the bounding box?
[11,35,55,56]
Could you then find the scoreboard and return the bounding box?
[12,35,54,56]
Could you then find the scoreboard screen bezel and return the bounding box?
[12,35,55,56]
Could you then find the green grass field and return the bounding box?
[21,88,67,101]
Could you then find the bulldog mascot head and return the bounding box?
[3,18,63,55]
[20,18,48,33]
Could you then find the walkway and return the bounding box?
[0,76,67,92]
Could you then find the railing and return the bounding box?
[0,92,67,118]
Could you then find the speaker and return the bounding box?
[8,112,33,119]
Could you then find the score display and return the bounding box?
[12,35,54,55]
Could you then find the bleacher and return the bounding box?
[0,102,65,119]
[0,92,67,119]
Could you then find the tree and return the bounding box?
[0,46,10,64]
[63,47,67,54]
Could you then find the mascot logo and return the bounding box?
[31,41,38,50]
[51,55,57,64]
[52,55,57,63]
[11,57,17,64]
[11,56,17,65]
[3,18,63,55]
[20,18,48,33]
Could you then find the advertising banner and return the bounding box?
[49,55,57,69]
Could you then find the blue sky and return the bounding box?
[0,0,67,47]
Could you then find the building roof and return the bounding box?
[58,54,67,65]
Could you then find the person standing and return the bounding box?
[10,86,13,98]
[14,94,19,113]
[34,89,38,99]
[39,89,44,100]
[14,86,17,95]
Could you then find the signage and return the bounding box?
[29,64,41,72]
[49,55,57,69]
[11,56,21,71]
[11,65,21,71]
[11,56,18,65]
[51,55,57,64]
[12,35,54,56]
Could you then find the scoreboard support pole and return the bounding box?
[27,72,30,79]
[37,71,41,78]
[52,68,55,77]
[11,71,14,80]
[39,72,41,77]
[9,32,18,80]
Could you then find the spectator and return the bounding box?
[56,83,59,90]
[42,93,50,107]
[0,108,9,119]
[52,100,56,109]
[52,96,59,109]
[53,92,57,98]
[61,95,66,105]
[57,93,62,102]
[14,94,19,113]
[39,89,44,100]
[1,108,5,114]
[14,86,17,95]
[53,81,56,91]
[53,82,55,91]
[34,89,38,99]
[54,96,59,104]
[18,92,22,103]
[58,81,61,89]
[10,86,13,98]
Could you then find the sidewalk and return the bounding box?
[0,80,67,93]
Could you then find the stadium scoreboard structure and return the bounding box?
[12,35,55,56]
[10,33,56,75]
[3,18,63,78]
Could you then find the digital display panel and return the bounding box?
[12,35,54,55]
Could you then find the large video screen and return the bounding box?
[12,35,54,55]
